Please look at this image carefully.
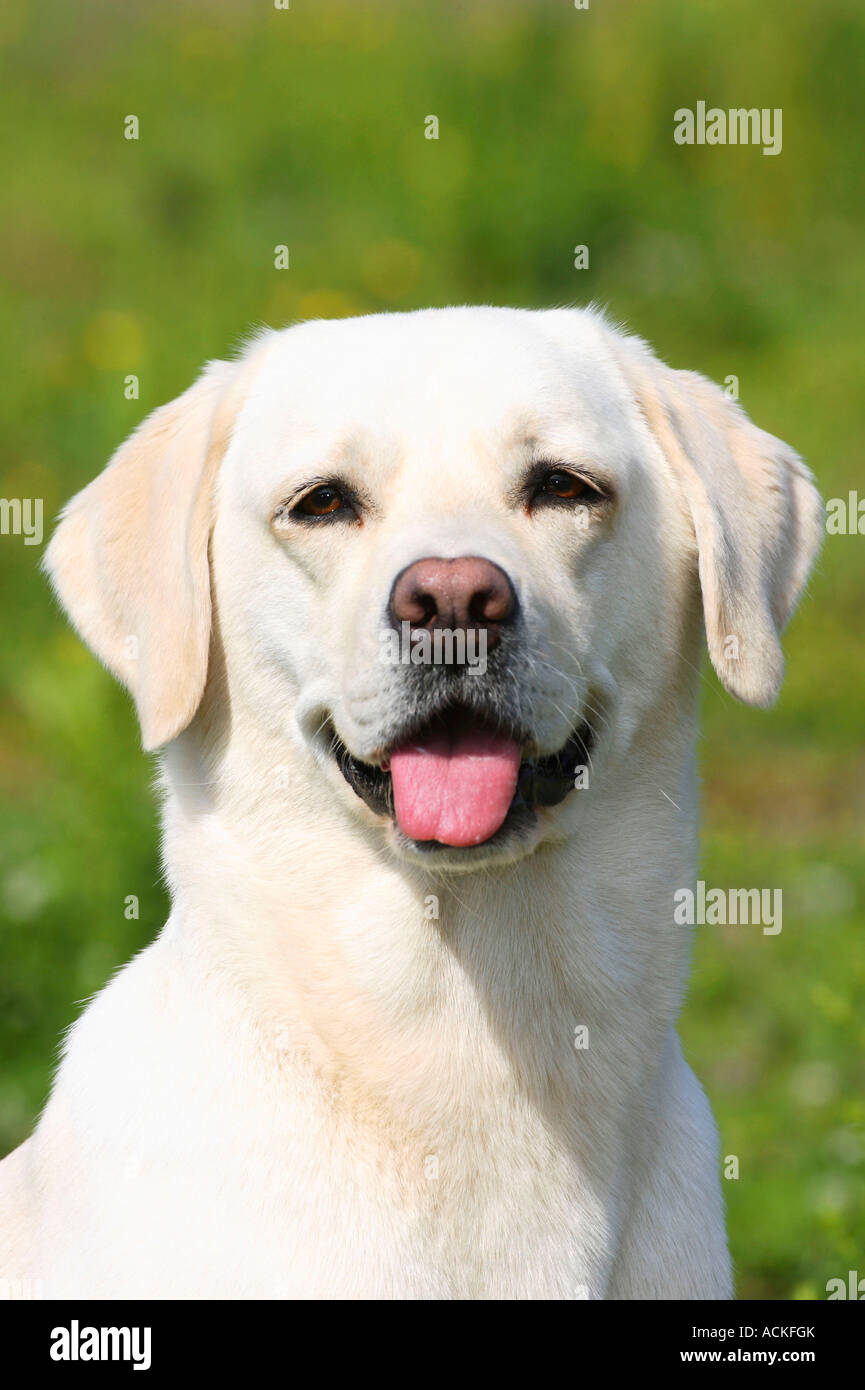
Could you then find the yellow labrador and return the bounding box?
[0,308,821,1298]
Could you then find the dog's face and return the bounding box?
[45,308,823,870]
[214,309,683,866]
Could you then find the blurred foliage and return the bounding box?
[0,0,863,1300]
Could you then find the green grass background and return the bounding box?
[1,0,862,1299]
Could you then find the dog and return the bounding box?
[0,307,822,1299]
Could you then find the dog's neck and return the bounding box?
[158,685,701,1145]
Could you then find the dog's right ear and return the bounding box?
[44,357,250,751]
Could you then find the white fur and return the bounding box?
[0,307,822,1299]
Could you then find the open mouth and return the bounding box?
[331,704,592,851]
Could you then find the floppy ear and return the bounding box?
[613,337,823,706]
[44,358,248,750]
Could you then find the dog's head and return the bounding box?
[45,308,822,869]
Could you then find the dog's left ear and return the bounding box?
[44,355,255,750]
[612,336,823,706]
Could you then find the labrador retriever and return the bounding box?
[0,307,822,1299]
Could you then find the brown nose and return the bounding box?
[389,556,516,647]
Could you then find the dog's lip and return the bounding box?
[374,705,532,770]
[329,702,532,775]
[327,703,593,844]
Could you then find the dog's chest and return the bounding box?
[239,1084,610,1299]
[40,1030,613,1299]
[35,937,630,1299]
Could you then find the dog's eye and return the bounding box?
[293,485,349,519]
[274,479,362,529]
[525,464,612,518]
[538,470,594,502]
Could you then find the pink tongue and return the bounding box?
[389,720,521,847]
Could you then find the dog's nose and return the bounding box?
[389,556,516,648]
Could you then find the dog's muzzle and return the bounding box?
[330,702,592,851]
